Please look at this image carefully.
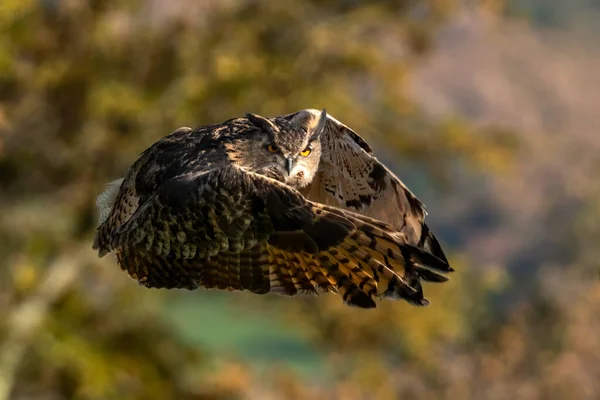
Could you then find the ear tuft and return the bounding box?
[246,113,279,134]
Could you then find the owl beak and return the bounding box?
[285,157,294,175]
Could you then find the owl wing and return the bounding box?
[281,109,448,265]
[94,163,451,308]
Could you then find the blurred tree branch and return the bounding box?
[0,247,83,400]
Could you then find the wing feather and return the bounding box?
[281,109,448,264]
[93,114,452,308]
[95,163,449,307]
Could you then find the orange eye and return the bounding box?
[267,144,279,153]
[299,147,311,157]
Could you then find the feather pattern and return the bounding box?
[282,109,448,264]
[96,178,124,225]
[94,111,452,308]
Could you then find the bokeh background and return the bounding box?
[1,0,599,399]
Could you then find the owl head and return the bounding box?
[230,109,327,189]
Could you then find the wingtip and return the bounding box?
[419,224,450,265]
[405,244,452,273]
[412,298,430,307]
[95,248,109,258]
[92,235,100,251]
[92,234,110,258]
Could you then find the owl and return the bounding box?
[93,109,452,308]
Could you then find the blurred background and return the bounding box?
[1,0,599,399]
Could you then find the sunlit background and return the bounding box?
[1,0,599,399]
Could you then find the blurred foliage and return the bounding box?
[0,0,598,399]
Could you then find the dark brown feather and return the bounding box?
[94,112,453,308]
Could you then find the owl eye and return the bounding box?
[299,146,312,157]
[267,144,279,153]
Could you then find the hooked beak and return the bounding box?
[285,157,294,175]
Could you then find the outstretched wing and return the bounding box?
[281,109,448,264]
[94,164,451,308]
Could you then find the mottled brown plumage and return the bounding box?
[93,109,452,308]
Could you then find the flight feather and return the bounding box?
[93,110,451,308]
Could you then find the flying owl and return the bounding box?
[93,109,452,308]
